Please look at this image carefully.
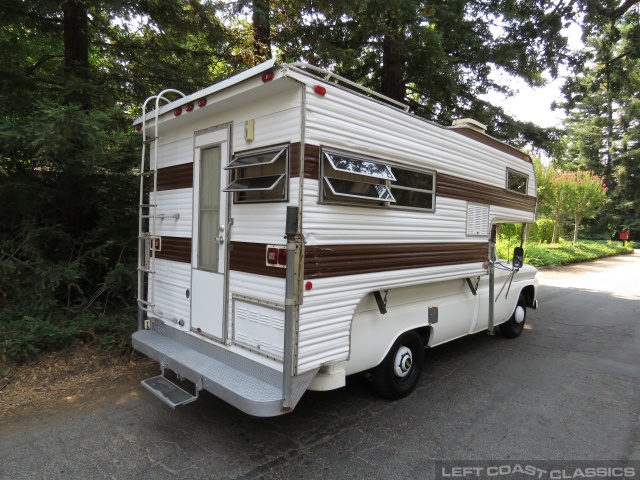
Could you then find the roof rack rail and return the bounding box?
[283,62,410,113]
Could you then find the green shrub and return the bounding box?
[530,219,555,243]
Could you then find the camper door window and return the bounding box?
[224,147,289,203]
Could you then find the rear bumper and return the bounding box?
[132,322,316,416]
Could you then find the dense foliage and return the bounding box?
[1,0,638,362]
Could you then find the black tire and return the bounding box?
[499,293,527,338]
[371,330,424,400]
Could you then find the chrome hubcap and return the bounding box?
[514,306,525,324]
[394,346,413,378]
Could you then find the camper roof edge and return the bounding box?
[132,59,277,125]
[133,60,531,165]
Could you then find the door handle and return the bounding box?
[215,236,224,245]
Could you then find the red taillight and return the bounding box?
[185,102,194,112]
[267,247,278,265]
[135,124,142,131]
[262,71,274,82]
[197,98,207,107]
[266,245,287,267]
[314,85,326,96]
[278,248,287,266]
[174,107,182,116]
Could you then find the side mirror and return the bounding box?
[512,247,524,269]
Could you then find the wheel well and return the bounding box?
[415,326,431,347]
[520,285,536,308]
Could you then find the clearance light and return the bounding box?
[314,85,327,96]
[185,102,194,112]
[262,71,274,82]
[174,107,182,116]
[305,282,313,291]
[197,98,207,107]
[135,124,142,131]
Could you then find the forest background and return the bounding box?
[0,0,638,363]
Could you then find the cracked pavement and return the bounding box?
[1,251,639,479]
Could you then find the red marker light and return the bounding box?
[197,98,207,107]
[262,71,274,82]
[314,85,326,96]
[305,282,313,291]
[135,124,142,131]
[174,107,182,116]
[185,103,194,112]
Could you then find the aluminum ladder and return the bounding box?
[136,89,185,329]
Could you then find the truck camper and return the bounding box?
[132,60,539,416]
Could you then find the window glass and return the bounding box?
[324,178,395,202]
[226,148,285,169]
[199,147,221,270]
[389,166,435,211]
[507,170,528,194]
[390,188,433,209]
[324,152,396,180]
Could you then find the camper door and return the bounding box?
[191,128,229,341]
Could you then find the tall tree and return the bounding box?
[559,6,640,236]
[271,0,569,151]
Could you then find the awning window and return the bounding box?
[226,148,286,170]
[324,152,396,181]
[324,177,395,202]
[224,174,285,192]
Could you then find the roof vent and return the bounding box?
[452,118,487,133]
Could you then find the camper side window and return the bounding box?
[320,150,436,211]
[506,169,528,195]
[224,147,288,203]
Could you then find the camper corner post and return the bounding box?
[487,224,497,335]
[281,206,299,412]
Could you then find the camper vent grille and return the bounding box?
[234,300,284,360]
[466,203,489,237]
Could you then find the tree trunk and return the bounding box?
[253,0,271,63]
[381,9,406,103]
[552,206,561,244]
[63,0,89,78]
[63,0,90,108]
[573,214,580,246]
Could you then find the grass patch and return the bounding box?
[497,239,635,267]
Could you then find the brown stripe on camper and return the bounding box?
[230,241,287,279]
[154,163,193,191]
[290,142,320,179]
[451,127,531,163]
[304,242,488,279]
[437,173,537,213]
[155,236,192,263]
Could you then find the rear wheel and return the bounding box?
[371,331,424,399]
[499,294,527,338]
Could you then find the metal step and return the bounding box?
[141,375,198,409]
[132,324,318,417]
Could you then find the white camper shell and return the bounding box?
[132,60,539,416]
